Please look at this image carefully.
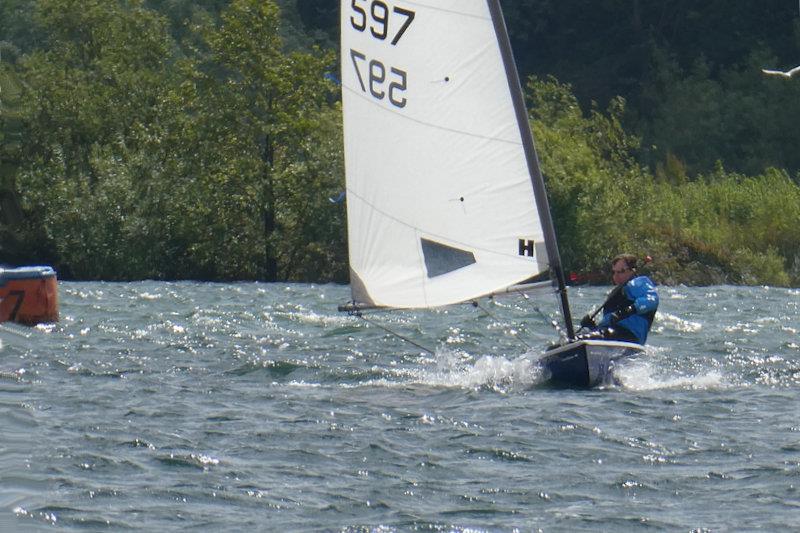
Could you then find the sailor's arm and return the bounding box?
[625,277,659,314]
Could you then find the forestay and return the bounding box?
[341,0,550,309]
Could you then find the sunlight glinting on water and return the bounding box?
[3,283,800,531]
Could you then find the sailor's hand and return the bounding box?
[580,314,595,329]
[610,305,636,324]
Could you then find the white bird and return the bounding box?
[761,65,800,77]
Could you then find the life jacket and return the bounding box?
[599,275,658,344]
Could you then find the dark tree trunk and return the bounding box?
[262,134,278,282]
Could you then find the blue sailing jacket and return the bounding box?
[598,275,659,344]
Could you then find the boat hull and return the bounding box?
[539,339,644,388]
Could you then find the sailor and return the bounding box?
[579,254,659,345]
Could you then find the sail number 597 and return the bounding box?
[350,50,407,108]
[350,0,415,45]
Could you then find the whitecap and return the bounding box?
[138,292,162,300]
[406,347,543,391]
[279,310,354,328]
[657,312,702,333]
[615,359,729,391]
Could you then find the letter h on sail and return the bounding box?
[519,239,536,257]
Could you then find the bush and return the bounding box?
[527,77,800,286]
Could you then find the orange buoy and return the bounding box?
[0,266,59,325]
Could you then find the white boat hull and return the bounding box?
[539,339,644,387]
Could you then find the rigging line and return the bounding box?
[471,300,534,351]
[526,299,564,339]
[350,310,435,355]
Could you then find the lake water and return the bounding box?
[1,282,799,531]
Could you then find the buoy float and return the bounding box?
[0,266,59,325]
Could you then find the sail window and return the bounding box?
[420,238,476,278]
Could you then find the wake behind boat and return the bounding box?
[338,0,646,387]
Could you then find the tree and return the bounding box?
[527,76,649,275]
[13,0,176,278]
[182,0,339,280]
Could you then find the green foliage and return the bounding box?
[0,57,25,172]
[637,48,800,177]
[0,0,40,54]
[12,0,176,278]
[2,1,799,287]
[646,166,800,286]
[527,77,800,286]
[173,0,340,280]
[527,76,648,274]
[5,0,345,281]
[271,104,346,282]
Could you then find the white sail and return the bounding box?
[341,0,550,309]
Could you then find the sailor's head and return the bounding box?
[611,254,637,285]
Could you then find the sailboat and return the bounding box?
[338,0,643,387]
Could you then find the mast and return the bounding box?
[487,0,576,339]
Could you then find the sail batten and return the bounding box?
[341,0,553,310]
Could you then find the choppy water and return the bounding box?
[1,282,799,531]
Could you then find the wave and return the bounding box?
[615,356,730,391]
[402,347,544,391]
